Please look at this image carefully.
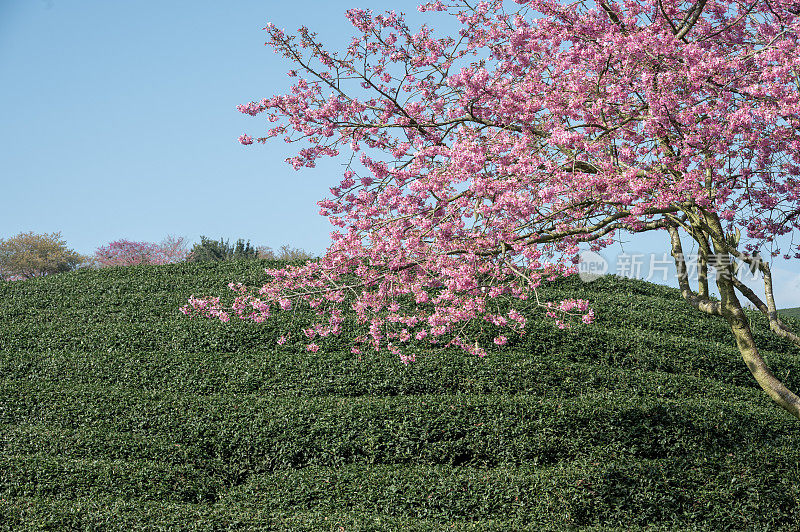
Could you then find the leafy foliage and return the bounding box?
[0,231,86,280]
[2,262,800,528]
[188,236,257,262]
[256,244,317,261]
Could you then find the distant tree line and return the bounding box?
[187,236,258,262]
[1,231,316,281]
[187,236,316,263]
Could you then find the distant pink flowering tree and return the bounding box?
[185,0,800,419]
[95,236,188,267]
[158,235,191,264]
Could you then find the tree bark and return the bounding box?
[669,220,800,419]
[726,306,800,420]
[712,257,800,419]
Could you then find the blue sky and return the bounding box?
[0,0,415,257]
[1,0,799,306]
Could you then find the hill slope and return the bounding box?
[1,261,800,530]
[781,307,800,319]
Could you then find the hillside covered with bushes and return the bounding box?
[2,261,800,530]
[781,307,800,319]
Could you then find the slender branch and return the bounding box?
[675,0,708,40]
[667,224,723,315]
[728,275,800,347]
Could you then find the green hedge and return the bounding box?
[4,458,798,529]
[0,347,773,400]
[781,307,800,319]
[2,386,794,477]
[1,497,725,531]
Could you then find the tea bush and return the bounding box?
[1,262,799,530]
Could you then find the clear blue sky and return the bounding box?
[0,0,418,257]
[2,0,798,305]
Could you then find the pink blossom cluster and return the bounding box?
[545,299,594,329]
[183,251,593,361]
[94,237,188,267]
[187,0,800,362]
[182,295,230,322]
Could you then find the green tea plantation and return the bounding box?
[2,261,800,530]
[780,307,800,320]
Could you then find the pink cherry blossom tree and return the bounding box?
[185,0,800,419]
[94,236,188,267]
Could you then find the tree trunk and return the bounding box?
[668,218,800,419]
[726,299,800,420]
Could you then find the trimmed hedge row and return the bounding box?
[0,346,770,400]
[3,386,793,476]
[0,497,719,532]
[3,458,798,529]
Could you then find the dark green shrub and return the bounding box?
[187,236,257,262]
